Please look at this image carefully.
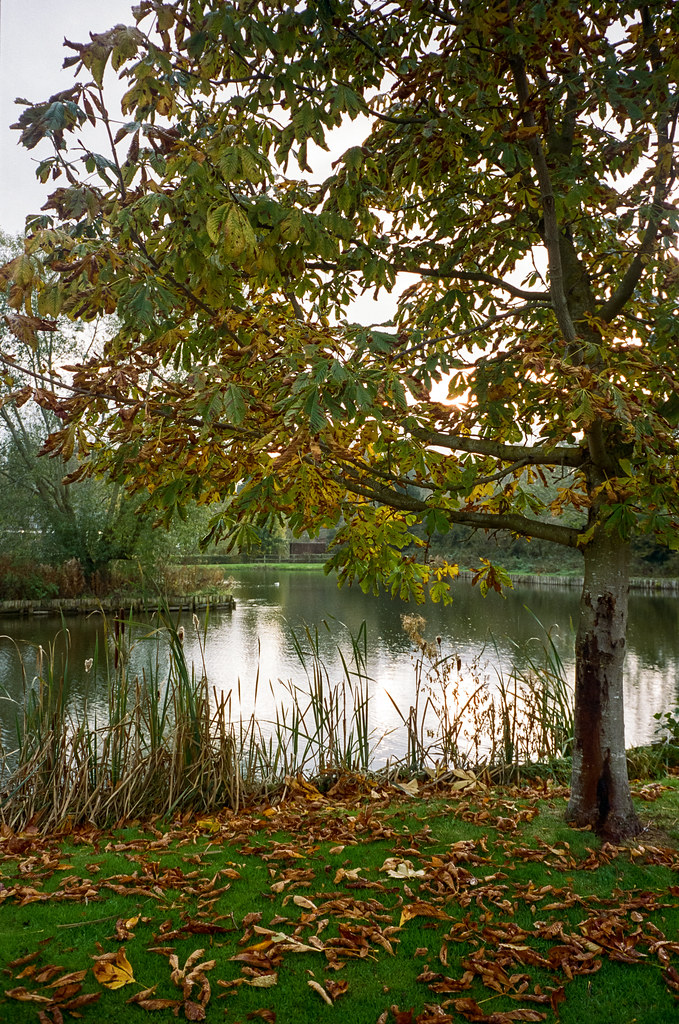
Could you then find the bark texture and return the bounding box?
[566,530,640,840]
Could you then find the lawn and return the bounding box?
[2,772,679,1023]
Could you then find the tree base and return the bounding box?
[566,806,642,843]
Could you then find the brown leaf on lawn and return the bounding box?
[114,915,139,940]
[138,998,185,1011]
[8,950,41,970]
[246,1011,276,1022]
[334,866,363,884]
[390,1006,414,1024]
[246,973,279,988]
[308,979,333,1005]
[156,916,229,942]
[49,983,84,1002]
[453,998,546,1022]
[292,894,317,910]
[416,1006,454,1024]
[34,965,66,985]
[15,966,37,979]
[92,947,135,989]
[400,902,449,927]
[663,965,679,993]
[325,978,349,1000]
[59,992,101,1011]
[47,970,88,989]
[184,999,206,1021]
[418,968,475,994]
[381,858,426,879]
[5,987,52,1003]
[127,985,159,1003]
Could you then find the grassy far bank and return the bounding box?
[2,774,679,1024]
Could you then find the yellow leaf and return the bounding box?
[195,818,220,834]
[93,948,135,990]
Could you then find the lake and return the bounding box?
[1,567,678,765]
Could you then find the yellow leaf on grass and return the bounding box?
[196,818,220,833]
[93,948,135,990]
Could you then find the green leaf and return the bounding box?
[223,383,246,425]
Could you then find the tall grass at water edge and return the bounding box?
[393,611,574,774]
[0,609,576,831]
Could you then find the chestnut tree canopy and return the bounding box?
[3,0,679,837]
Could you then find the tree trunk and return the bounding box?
[566,529,640,840]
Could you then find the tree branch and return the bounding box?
[337,467,583,548]
[396,303,545,358]
[509,57,578,346]
[307,259,550,302]
[409,426,584,467]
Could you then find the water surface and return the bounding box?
[1,569,677,763]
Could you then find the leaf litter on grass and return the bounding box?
[2,774,679,1022]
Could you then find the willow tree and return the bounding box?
[3,0,679,837]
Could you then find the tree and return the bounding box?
[3,0,679,838]
[0,233,187,581]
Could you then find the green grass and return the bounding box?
[3,777,679,1022]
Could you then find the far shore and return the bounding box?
[0,590,236,618]
[1,562,678,617]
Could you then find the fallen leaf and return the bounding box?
[292,894,317,910]
[5,987,52,1003]
[325,978,349,1000]
[247,973,278,988]
[308,979,333,1005]
[92,948,135,990]
[393,779,419,797]
[400,903,449,927]
[47,970,88,989]
[8,951,41,970]
[184,999,206,1020]
[381,858,426,879]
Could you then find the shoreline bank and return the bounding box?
[0,591,236,618]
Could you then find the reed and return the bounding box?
[0,612,241,831]
[0,608,576,832]
[386,611,574,779]
[274,620,376,775]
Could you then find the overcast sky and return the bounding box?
[0,0,135,233]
